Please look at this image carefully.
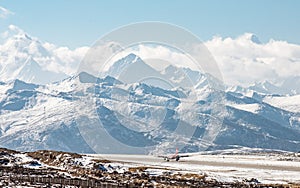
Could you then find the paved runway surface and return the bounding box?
[91,153,300,184]
[94,153,300,171]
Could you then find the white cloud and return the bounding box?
[111,44,198,70]
[96,43,204,75]
[78,41,122,75]
[0,25,89,80]
[1,23,299,87]
[0,6,14,19]
[52,46,89,74]
[88,34,300,87]
[205,33,300,86]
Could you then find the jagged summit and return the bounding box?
[77,71,98,83]
[76,71,122,85]
[106,53,143,77]
[0,25,68,84]
[10,79,38,91]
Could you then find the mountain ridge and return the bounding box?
[0,71,299,154]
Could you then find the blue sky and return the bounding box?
[0,0,300,49]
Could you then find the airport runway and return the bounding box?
[93,153,300,172]
[89,153,300,183]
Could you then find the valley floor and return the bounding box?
[0,148,299,187]
[94,151,300,185]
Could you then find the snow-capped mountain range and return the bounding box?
[1,26,300,154]
[0,53,300,154]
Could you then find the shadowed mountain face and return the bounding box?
[0,68,299,153]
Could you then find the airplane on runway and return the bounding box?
[158,148,189,161]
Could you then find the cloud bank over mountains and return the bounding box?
[0,25,88,84]
[0,25,300,89]
[205,33,300,87]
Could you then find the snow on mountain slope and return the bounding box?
[248,81,282,95]
[0,71,300,153]
[228,103,261,114]
[227,92,300,129]
[264,94,300,113]
[2,69,196,153]
[226,79,300,96]
[0,25,300,154]
[0,79,94,152]
[161,64,209,89]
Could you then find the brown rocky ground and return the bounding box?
[0,148,299,187]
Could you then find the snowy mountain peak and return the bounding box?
[3,25,38,48]
[11,79,38,91]
[125,53,141,62]
[102,75,122,85]
[164,64,178,73]
[77,71,98,83]
[6,25,27,38]
[74,71,122,85]
[4,29,48,57]
[249,81,282,95]
[0,25,69,84]
[13,33,32,42]
[106,53,163,86]
[116,53,141,65]
[106,53,142,77]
